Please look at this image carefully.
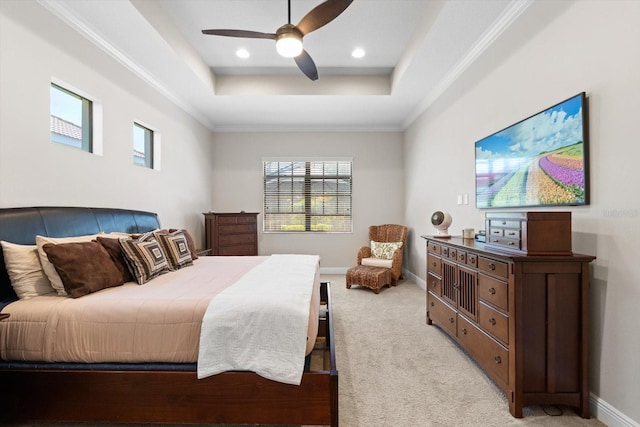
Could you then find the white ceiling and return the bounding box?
[38,0,533,132]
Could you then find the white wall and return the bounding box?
[211,131,404,270]
[0,1,214,246]
[404,0,640,424]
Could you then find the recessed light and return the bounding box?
[351,48,365,59]
[236,48,250,59]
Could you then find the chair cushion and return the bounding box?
[361,257,393,268]
[370,240,403,260]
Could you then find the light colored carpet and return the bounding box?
[328,274,606,427]
[6,275,607,427]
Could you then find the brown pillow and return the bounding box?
[95,237,134,283]
[42,241,125,298]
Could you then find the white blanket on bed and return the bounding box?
[197,254,320,385]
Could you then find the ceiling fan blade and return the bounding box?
[294,50,319,81]
[296,0,353,36]
[201,29,276,40]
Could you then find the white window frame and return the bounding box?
[133,120,161,170]
[50,78,103,155]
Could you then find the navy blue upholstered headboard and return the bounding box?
[0,207,160,303]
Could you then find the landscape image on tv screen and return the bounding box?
[475,93,588,209]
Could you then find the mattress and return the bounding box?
[0,256,320,364]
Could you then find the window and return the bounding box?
[50,83,93,152]
[133,123,154,168]
[263,159,353,233]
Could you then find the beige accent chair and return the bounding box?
[357,224,408,286]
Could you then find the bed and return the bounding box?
[0,206,338,426]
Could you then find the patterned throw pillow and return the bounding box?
[154,230,193,271]
[371,240,403,260]
[119,234,169,284]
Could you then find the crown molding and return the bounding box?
[402,0,534,129]
[35,0,216,131]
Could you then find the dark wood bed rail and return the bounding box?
[0,283,338,426]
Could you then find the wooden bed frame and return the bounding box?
[0,207,338,426]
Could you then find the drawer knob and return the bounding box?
[461,328,467,335]
[507,241,514,246]
[494,356,502,364]
[488,287,496,295]
[489,318,496,325]
[449,317,455,324]
[488,263,496,271]
[430,301,435,307]
[470,259,476,264]
[432,262,436,267]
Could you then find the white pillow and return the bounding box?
[35,233,103,296]
[361,257,393,268]
[370,240,403,260]
[1,241,56,299]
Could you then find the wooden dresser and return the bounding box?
[423,235,595,418]
[203,212,258,256]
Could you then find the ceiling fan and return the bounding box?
[201,0,353,81]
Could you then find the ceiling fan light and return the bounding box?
[276,35,303,58]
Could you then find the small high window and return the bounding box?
[50,83,93,152]
[133,123,154,168]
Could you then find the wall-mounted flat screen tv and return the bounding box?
[475,92,588,209]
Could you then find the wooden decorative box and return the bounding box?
[484,211,572,255]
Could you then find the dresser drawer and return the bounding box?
[478,302,509,344]
[428,241,441,255]
[456,250,466,264]
[428,293,456,336]
[503,228,520,239]
[487,236,520,250]
[458,316,508,386]
[448,247,458,261]
[218,224,255,235]
[217,215,257,225]
[478,257,509,279]
[427,254,441,275]
[478,273,508,311]
[218,244,256,256]
[466,253,478,268]
[427,273,441,296]
[488,219,521,229]
[219,233,256,246]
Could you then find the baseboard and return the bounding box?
[319,267,349,275]
[591,393,640,427]
[404,269,426,290]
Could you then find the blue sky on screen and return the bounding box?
[476,94,584,159]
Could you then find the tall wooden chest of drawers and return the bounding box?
[203,212,258,256]
[423,235,595,418]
